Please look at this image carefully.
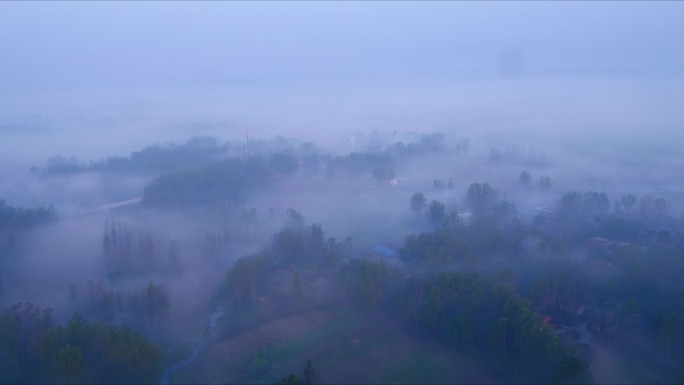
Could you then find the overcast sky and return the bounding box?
[2,1,683,89]
[1,1,683,155]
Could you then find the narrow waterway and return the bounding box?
[555,322,669,384]
[555,321,597,349]
[160,305,226,385]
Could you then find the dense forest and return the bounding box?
[0,303,161,384]
[3,128,684,384]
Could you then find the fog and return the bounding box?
[2,1,684,156]
[2,2,684,384]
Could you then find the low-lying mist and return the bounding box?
[2,1,684,384]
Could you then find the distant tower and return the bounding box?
[245,129,250,158]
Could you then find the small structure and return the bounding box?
[92,197,143,212]
[372,245,398,258]
[586,237,631,251]
[457,212,472,226]
[533,207,555,215]
[389,177,408,186]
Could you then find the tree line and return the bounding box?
[0,303,162,384]
[336,258,591,384]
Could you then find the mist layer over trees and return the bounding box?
[2,2,684,384]
[3,130,684,384]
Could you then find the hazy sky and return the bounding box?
[1,1,683,154]
[2,1,683,89]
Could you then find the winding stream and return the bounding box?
[159,305,226,385]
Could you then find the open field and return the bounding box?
[172,304,498,384]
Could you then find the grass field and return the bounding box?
[171,303,498,384]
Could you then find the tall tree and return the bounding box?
[519,170,531,185]
[410,192,426,214]
[292,271,303,302]
[428,200,445,223]
[54,344,83,384]
[466,183,497,213]
[303,359,316,385]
